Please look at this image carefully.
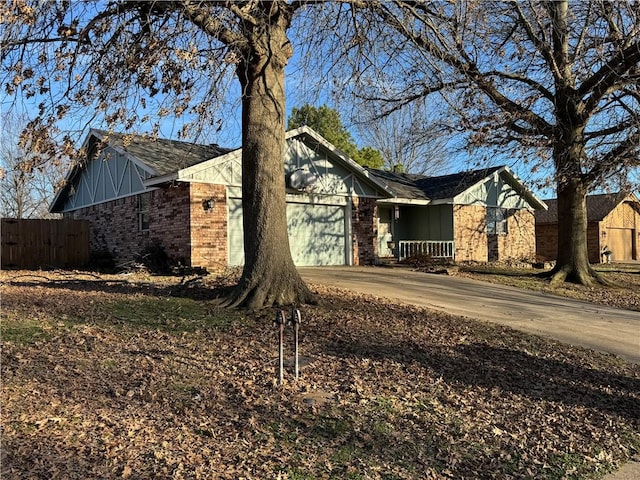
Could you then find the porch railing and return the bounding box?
[398,240,455,261]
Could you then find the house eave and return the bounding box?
[144,173,179,187]
[498,166,547,210]
[450,166,547,210]
[377,198,432,206]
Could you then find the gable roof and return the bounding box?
[285,126,394,196]
[88,129,232,176]
[143,126,394,196]
[51,127,394,212]
[49,129,232,212]
[535,192,640,224]
[368,165,546,209]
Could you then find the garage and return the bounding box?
[228,198,348,266]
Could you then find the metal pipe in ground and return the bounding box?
[291,307,301,380]
[276,310,286,385]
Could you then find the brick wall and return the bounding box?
[587,223,602,263]
[352,197,377,265]
[67,183,231,271]
[152,184,192,264]
[67,184,192,267]
[497,209,536,262]
[536,221,604,263]
[535,223,557,261]
[189,183,228,272]
[454,206,536,262]
[453,204,487,262]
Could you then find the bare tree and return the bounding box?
[354,99,450,175]
[360,0,639,286]
[2,1,332,308]
[0,112,65,219]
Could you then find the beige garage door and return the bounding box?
[606,228,634,261]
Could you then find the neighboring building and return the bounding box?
[535,192,640,263]
[50,127,546,271]
[368,166,546,263]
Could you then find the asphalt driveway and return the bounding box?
[298,266,640,364]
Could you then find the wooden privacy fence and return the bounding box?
[1,218,90,269]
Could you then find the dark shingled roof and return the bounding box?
[535,192,635,224]
[368,166,504,201]
[364,169,430,200]
[91,130,233,176]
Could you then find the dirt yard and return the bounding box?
[2,269,639,479]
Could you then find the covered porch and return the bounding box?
[377,202,456,261]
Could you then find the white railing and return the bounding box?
[398,240,455,261]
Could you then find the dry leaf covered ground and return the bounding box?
[2,270,639,479]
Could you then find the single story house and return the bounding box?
[50,127,546,270]
[535,192,640,263]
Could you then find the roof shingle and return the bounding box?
[91,130,233,176]
[367,166,504,201]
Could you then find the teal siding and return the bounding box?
[395,205,454,241]
[456,174,532,209]
[284,138,382,197]
[60,147,153,212]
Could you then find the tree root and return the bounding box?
[544,264,617,288]
[222,272,317,310]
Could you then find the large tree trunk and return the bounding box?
[226,13,316,309]
[550,176,599,286]
[546,1,609,288]
[548,135,609,286]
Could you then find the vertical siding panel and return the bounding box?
[0,218,89,269]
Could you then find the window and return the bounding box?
[137,193,151,231]
[487,207,508,235]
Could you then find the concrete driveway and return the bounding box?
[298,266,640,364]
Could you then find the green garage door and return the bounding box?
[228,198,244,266]
[287,203,346,266]
[228,198,347,266]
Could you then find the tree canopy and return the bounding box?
[2,0,320,308]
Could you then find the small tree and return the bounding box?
[288,104,384,168]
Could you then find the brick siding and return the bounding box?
[66,182,229,271]
[66,184,191,267]
[535,223,557,262]
[497,209,536,262]
[453,205,487,262]
[454,205,536,262]
[352,197,377,265]
[152,184,192,265]
[537,222,619,263]
[189,183,228,272]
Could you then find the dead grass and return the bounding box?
[456,263,640,311]
[1,270,639,479]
